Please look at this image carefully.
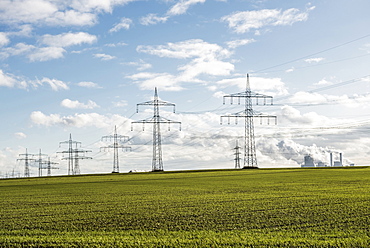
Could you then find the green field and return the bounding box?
[0,167,369,247]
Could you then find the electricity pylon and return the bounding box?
[234,140,241,169]
[41,157,59,176]
[35,149,47,177]
[221,74,277,168]
[17,148,36,177]
[101,125,131,173]
[132,87,181,172]
[58,134,92,175]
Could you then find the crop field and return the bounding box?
[0,167,369,247]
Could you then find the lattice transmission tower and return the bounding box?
[17,148,35,177]
[234,140,241,169]
[221,74,277,168]
[35,149,47,177]
[40,157,59,176]
[132,88,181,172]
[58,134,92,175]
[101,126,131,173]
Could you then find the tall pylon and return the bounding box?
[132,88,181,172]
[17,148,36,177]
[58,134,92,175]
[35,149,47,177]
[221,74,277,168]
[234,140,241,169]
[101,125,131,173]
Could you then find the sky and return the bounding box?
[1,0,370,177]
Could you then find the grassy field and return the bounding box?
[0,167,369,247]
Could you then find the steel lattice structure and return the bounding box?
[233,140,242,169]
[101,125,131,173]
[132,88,181,172]
[17,148,35,177]
[221,74,277,168]
[59,134,92,175]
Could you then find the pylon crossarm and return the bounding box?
[223,93,273,105]
[137,101,176,113]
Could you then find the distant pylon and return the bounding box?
[101,125,131,173]
[17,148,36,177]
[221,74,277,168]
[132,87,181,172]
[234,140,241,169]
[41,157,59,176]
[58,134,92,175]
[35,149,47,177]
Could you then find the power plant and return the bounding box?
[301,152,354,168]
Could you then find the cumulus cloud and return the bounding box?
[140,0,206,26]
[40,32,97,47]
[140,13,168,26]
[0,70,27,88]
[226,39,255,49]
[125,60,152,71]
[279,105,330,126]
[93,53,116,61]
[166,0,206,16]
[131,39,235,90]
[0,70,69,90]
[0,33,10,47]
[216,76,289,96]
[221,6,315,33]
[109,17,133,32]
[14,132,27,139]
[36,77,69,91]
[0,0,137,27]
[61,99,99,109]
[77,81,102,88]
[27,46,66,62]
[30,111,130,129]
[304,57,324,63]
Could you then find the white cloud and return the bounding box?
[14,132,27,139]
[113,100,128,107]
[304,57,324,63]
[109,17,133,32]
[77,81,102,88]
[27,46,66,62]
[93,53,116,61]
[105,42,128,47]
[139,0,206,26]
[288,91,370,108]
[61,99,99,109]
[0,70,69,90]
[140,13,168,26]
[166,0,206,16]
[132,39,235,90]
[0,70,27,88]
[0,33,10,47]
[127,72,183,91]
[221,6,315,34]
[226,39,255,49]
[279,105,330,126]
[137,39,231,59]
[216,76,289,96]
[30,111,130,129]
[314,78,333,86]
[40,32,97,47]
[0,0,137,27]
[37,77,69,91]
[125,60,152,71]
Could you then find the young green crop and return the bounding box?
[0,167,369,247]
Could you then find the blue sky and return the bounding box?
[1,0,370,176]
